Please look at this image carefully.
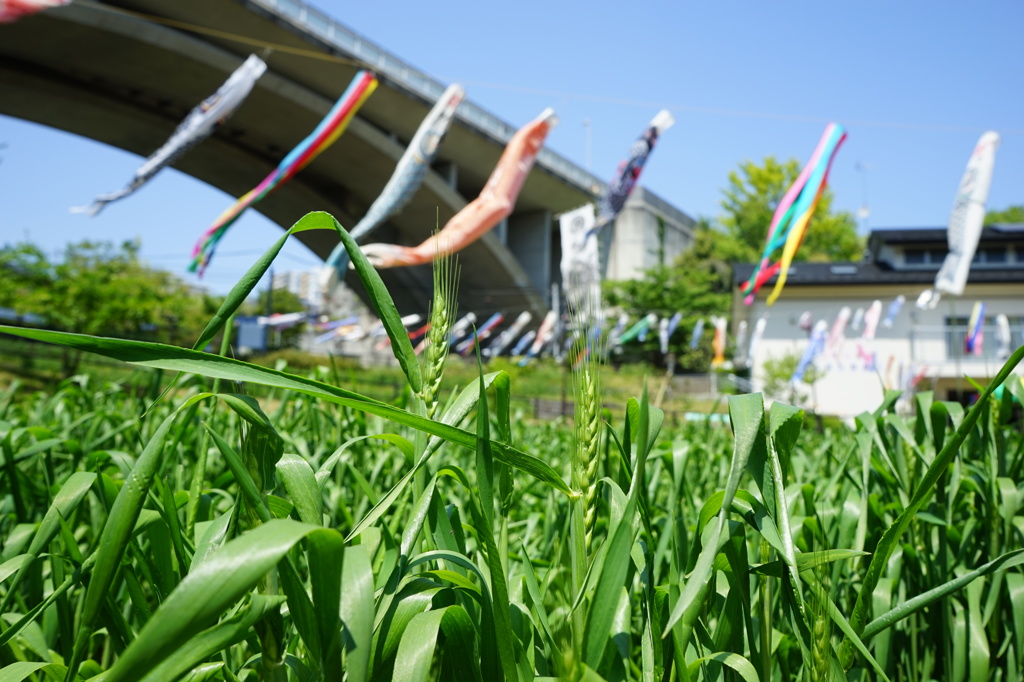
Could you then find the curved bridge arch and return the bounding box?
[0,0,605,316]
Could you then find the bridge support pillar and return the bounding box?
[507,210,553,306]
[434,161,458,190]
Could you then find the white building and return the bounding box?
[733,225,1024,417]
[602,186,696,281]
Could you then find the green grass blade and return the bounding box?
[307,529,345,682]
[686,652,759,682]
[391,607,477,682]
[861,548,1024,640]
[67,407,183,681]
[193,212,333,352]
[312,211,422,393]
[662,392,763,639]
[839,343,1024,668]
[0,662,68,682]
[102,520,330,682]
[584,391,662,669]
[277,453,323,526]
[137,595,285,682]
[341,545,374,682]
[0,471,95,613]
[0,327,569,495]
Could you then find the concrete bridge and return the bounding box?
[1,0,692,319]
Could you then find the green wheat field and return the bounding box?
[1,213,1023,681]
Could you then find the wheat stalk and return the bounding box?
[420,237,458,420]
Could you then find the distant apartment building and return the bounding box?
[272,270,324,311]
[733,224,1024,417]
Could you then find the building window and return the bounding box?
[974,247,1008,264]
[904,249,927,265]
[903,247,948,267]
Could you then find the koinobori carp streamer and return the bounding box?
[740,123,847,306]
[321,83,466,287]
[359,108,558,268]
[190,70,378,275]
[75,55,267,217]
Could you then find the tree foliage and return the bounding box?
[721,156,863,263]
[986,204,1024,224]
[0,240,213,373]
[604,156,863,370]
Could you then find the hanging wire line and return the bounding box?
[71,0,1019,137]
[442,79,1024,136]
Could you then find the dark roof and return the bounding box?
[869,224,1024,245]
[732,261,1024,287]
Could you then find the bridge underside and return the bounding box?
[0,0,600,318]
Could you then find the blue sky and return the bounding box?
[2,0,1022,294]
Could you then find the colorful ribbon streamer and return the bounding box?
[190,70,378,275]
[965,301,985,356]
[741,123,848,306]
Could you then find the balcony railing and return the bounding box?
[909,323,1024,366]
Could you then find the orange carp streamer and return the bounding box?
[360,108,558,268]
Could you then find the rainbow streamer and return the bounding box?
[741,123,847,306]
[189,70,378,275]
[965,301,985,356]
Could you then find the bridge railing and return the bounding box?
[251,0,606,197]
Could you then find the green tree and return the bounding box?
[604,220,737,370]
[721,156,863,263]
[986,205,1024,223]
[0,240,211,374]
[604,157,863,370]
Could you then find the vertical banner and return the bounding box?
[995,314,1011,360]
[733,320,749,368]
[559,203,600,315]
